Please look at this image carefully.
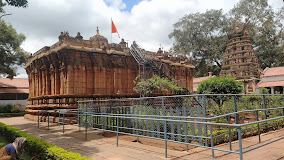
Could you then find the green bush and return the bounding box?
[258,87,269,94]
[210,118,284,146]
[0,112,26,117]
[0,104,21,113]
[197,77,243,94]
[133,75,183,96]
[0,123,92,160]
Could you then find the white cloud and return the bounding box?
[2,0,281,78]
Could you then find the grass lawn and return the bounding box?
[0,135,33,160]
[0,135,9,148]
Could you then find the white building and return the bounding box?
[256,67,284,94]
[0,78,29,107]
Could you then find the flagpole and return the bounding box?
[110,18,112,44]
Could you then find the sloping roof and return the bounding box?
[193,76,212,92]
[193,87,198,92]
[257,80,284,88]
[193,76,210,84]
[261,66,284,77]
[0,78,29,94]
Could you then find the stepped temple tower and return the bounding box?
[24,28,194,119]
[220,25,261,93]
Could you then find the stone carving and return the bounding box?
[220,25,261,80]
[75,32,83,40]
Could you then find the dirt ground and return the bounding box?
[98,131,197,151]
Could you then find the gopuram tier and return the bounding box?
[220,26,262,93]
[24,28,194,118]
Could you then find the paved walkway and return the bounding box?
[0,117,283,160]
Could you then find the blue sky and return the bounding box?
[122,0,142,11]
[104,0,143,11]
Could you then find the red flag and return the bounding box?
[111,19,120,38]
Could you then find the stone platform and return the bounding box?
[0,117,283,160]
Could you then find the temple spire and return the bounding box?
[96,26,100,34]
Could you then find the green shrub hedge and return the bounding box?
[0,104,22,113]
[0,122,92,160]
[0,112,26,117]
[210,118,284,146]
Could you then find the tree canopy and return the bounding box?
[0,0,29,78]
[0,0,28,18]
[197,77,243,94]
[0,20,29,78]
[169,9,229,77]
[169,0,284,77]
[133,75,183,97]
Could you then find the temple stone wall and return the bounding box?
[24,30,194,116]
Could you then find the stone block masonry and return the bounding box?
[24,29,194,117]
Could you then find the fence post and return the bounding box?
[117,117,119,147]
[234,95,238,124]
[262,95,267,119]
[282,95,284,116]
[182,107,188,151]
[58,111,61,127]
[85,114,88,140]
[256,111,261,143]
[238,127,243,160]
[162,97,166,140]
[162,97,165,116]
[227,115,232,151]
[78,102,81,131]
[63,113,65,134]
[91,101,94,128]
[202,95,207,146]
[48,111,50,130]
[164,120,167,158]
[136,100,139,142]
[37,111,39,128]
[210,120,214,158]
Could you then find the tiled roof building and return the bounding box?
[0,78,29,99]
[257,66,284,94]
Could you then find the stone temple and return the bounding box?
[24,28,194,119]
[220,25,262,93]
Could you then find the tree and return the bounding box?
[133,75,183,97]
[0,20,29,78]
[169,9,229,77]
[197,77,243,111]
[0,0,28,18]
[0,0,29,78]
[169,0,284,77]
[197,77,243,94]
[229,0,284,69]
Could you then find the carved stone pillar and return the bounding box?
[82,66,86,95]
[67,65,74,95]
[35,69,38,97]
[49,66,55,95]
[46,68,51,95]
[86,66,93,95]
[55,68,60,95]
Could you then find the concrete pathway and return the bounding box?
[0,117,283,160]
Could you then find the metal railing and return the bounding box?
[37,94,284,160]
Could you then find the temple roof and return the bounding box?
[90,26,108,43]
